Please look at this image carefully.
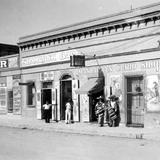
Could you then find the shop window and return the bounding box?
[27,82,35,106]
[0,87,7,113]
[42,82,52,89]
[8,90,13,113]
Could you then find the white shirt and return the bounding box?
[43,104,51,110]
[111,101,116,109]
[65,102,71,111]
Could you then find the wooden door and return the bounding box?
[126,76,144,127]
[72,79,79,122]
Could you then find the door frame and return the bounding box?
[60,75,72,120]
[89,90,104,122]
[41,88,52,119]
[123,72,145,127]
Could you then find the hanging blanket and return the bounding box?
[108,106,117,120]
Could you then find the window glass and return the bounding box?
[42,82,52,89]
[27,82,35,106]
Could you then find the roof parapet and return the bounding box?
[18,2,160,44]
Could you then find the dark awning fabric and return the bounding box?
[75,77,104,95]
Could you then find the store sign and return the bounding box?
[22,49,79,67]
[0,57,18,69]
[8,57,18,68]
[146,75,160,112]
[70,55,85,67]
[81,94,89,122]
[40,71,54,81]
[13,77,21,115]
[76,59,160,74]
[0,60,8,68]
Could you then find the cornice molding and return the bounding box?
[18,3,160,52]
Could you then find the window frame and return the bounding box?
[26,81,35,107]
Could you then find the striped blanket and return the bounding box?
[107,106,117,120]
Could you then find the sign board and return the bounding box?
[72,80,79,121]
[70,55,85,67]
[81,94,89,122]
[36,90,41,119]
[0,57,18,69]
[13,77,21,115]
[22,49,79,67]
[40,71,54,81]
[0,60,8,68]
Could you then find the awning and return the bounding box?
[75,77,104,95]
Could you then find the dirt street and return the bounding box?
[0,127,159,160]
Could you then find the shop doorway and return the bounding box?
[60,75,72,120]
[89,91,104,122]
[125,76,144,127]
[41,82,52,119]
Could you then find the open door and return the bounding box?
[89,90,104,122]
[60,78,72,120]
[41,89,52,119]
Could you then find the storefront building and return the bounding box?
[0,44,20,115]
[18,3,160,127]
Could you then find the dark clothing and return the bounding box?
[44,109,50,123]
[43,103,51,123]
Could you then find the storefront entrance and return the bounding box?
[76,76,104,122]
[41,82,52,119]
[89,91,104,122]
[125,76,144,127]
[60,75,72,120]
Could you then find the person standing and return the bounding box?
[65,98,72,124]
[43,101,51,123]
[108,95,120,127]
[95,96,105,127]
[114,96,120,126]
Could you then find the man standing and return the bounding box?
[43,101,51,123]
[108,95,120,127]
[95,96,105,127]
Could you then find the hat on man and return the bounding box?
[109,95,117,101]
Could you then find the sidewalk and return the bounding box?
[0,115,160,141]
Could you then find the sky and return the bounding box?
[0,0,159,45]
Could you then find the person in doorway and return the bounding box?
[108,95,120,127]
[65,98,72,124]
[95,96,105,127]
[43,101,51,123]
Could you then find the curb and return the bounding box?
[0,123,145,140]
[0,118,160,141]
